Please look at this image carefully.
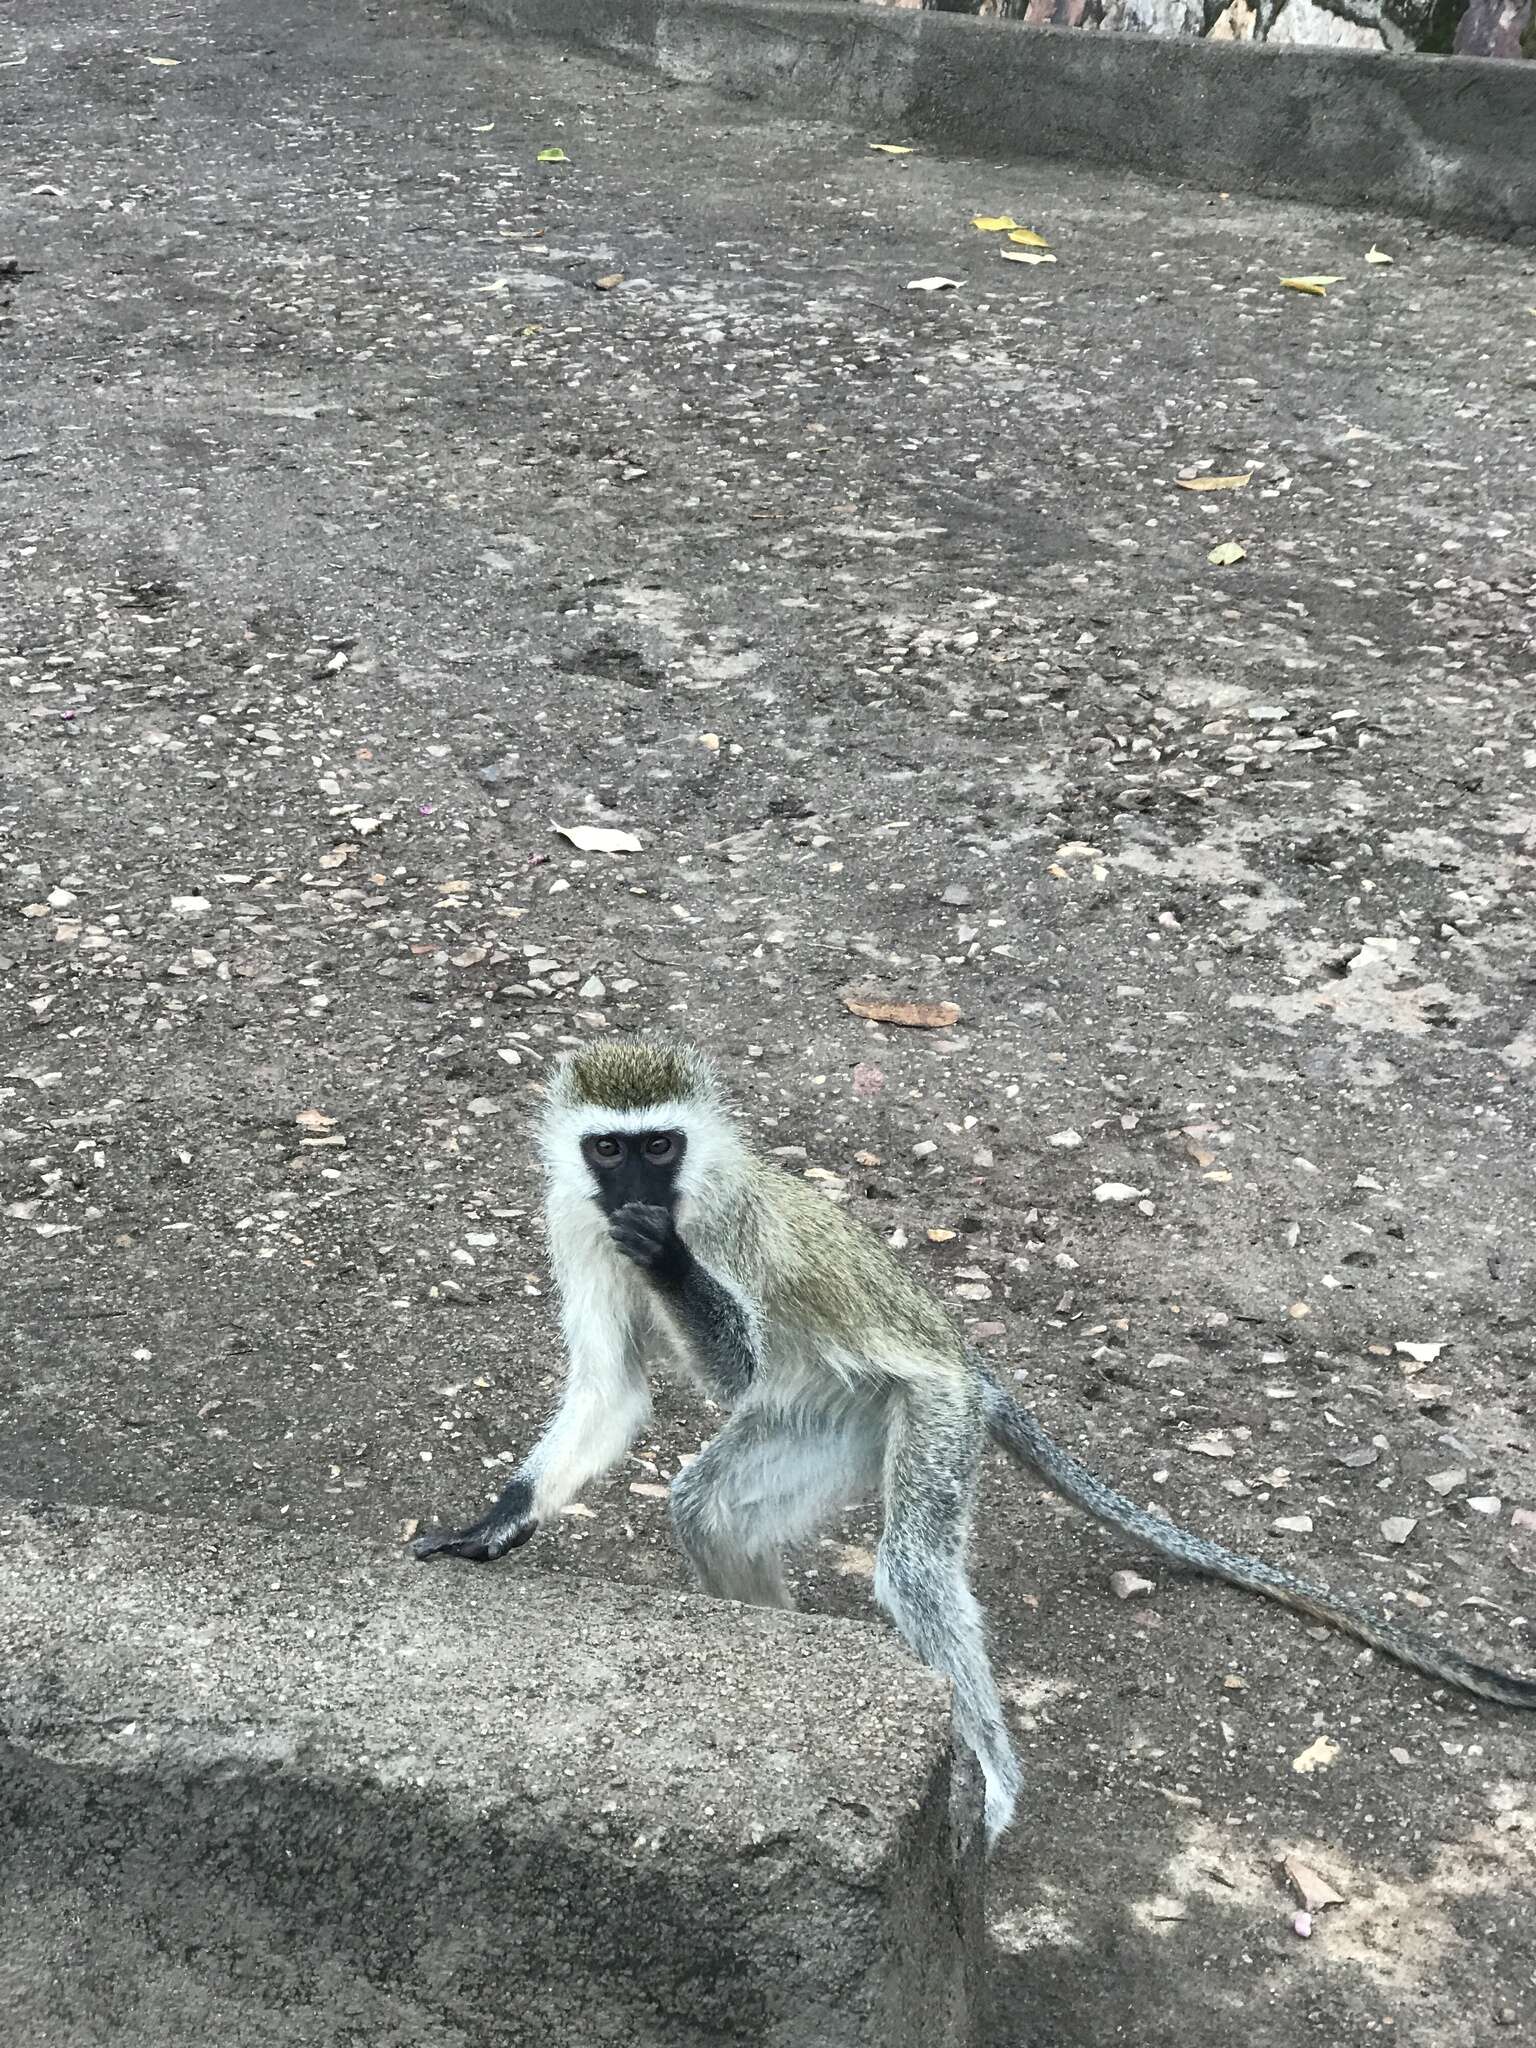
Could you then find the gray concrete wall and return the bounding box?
[0,1504,982,2048]
[452,0,1536,236]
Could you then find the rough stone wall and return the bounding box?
[866,0,1533,56]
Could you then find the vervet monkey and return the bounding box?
[416,1041,1536,1841]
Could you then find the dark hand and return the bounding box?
[608,1202,690,1285]
[413,1481,538,1564]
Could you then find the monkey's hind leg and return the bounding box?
[670,1405,879,1609]
[875,1383,1021,1844]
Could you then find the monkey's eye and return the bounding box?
[644,1134,676,1162]
[589,1136,623,1164]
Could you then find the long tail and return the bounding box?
[980,1376,1536,1711]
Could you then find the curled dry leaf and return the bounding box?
[1007,227,1049,248]
[1365,246,1393,265]
[1281,275,1342,296]
[1207,541,1247,567]
[536,147,569,163]
[1291,1735,1340,1775]
[868,143,915,154]
[554,823,643,855]
[1176,473,1252,493]
[1284,1856,1345,1913]
[1000,250,1056,267]
[971,215,1018,232]
[843,995,962,1030]
[906,276,962,292]
[628,1482,669,1500]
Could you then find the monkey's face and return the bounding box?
[580,1129,688,1217]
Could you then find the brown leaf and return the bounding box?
[1176,473,1252,493]
[1283,1856,1345,1912]
[295,1108,336,1132]
[844,995,962,1030]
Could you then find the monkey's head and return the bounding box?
[539,1041,743,1221]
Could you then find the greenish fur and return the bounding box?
[567,1043,702,1113]
[759,1167,959,1360]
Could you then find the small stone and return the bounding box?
[169,894,212,918]
[1512,1508,1536,1534]
[1424,1468,1466,1496]
[1272,1515,1313,1535]
[912,1139,938,1158]
[1380,1516,1418,1546]
[1110,1570,1156,1601]
[1467,1496,1502,1516]
[1046,1129,1083,1148]
[941,883,973,907]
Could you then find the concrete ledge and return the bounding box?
[0,1504,981,2048]
[452,0,1536,236]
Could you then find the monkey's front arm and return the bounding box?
[607,1202,761,1402]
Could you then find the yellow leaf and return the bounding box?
[1280,275,1342,296]
[927,1227,958,1243]
[1176,472,1252,492]
[1000,250,1056,267]
[971,215,1018,232]
[869,143,914,155]
[1207,541,1247,567]
[1007,227,1050,249]
[1365,246,1393,265]
[536,147,569,164]
[144,54,181,65]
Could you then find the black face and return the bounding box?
[580,1128,688,1216]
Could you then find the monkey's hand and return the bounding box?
[412,1476,538,1564]
[608,1202,690,1286]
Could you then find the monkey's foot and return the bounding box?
[411,1515,537,1564]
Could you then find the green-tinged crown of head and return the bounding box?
[562,1041,712,1114]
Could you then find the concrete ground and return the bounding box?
[3,1,1534,2042]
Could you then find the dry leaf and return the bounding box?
[1365,246,1393,265]
[144,55,181,66]
[1007,227,1049,248]
[906,276,962,292]
[843,996,962,1030]
[1284,1857,1345,1912]
[471,122,495,133]
[1176,473,1252,493]
[398,1518,420,1543]
[1207,540,1247,566]
[594,273,624,290]
[536,147,569,163]
[999,250,1056,267]
[554,823,643,855]
[317,844,356,870]
[1281,275,1342,297]
[927,1227,958,1243]
[1291,1736,1339,1775]
[868,143,915,155]
[628,1481,669,1500]
[1186,1433,1235,1459]
[971,215,1018,232]
[295,1109,336,1133]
